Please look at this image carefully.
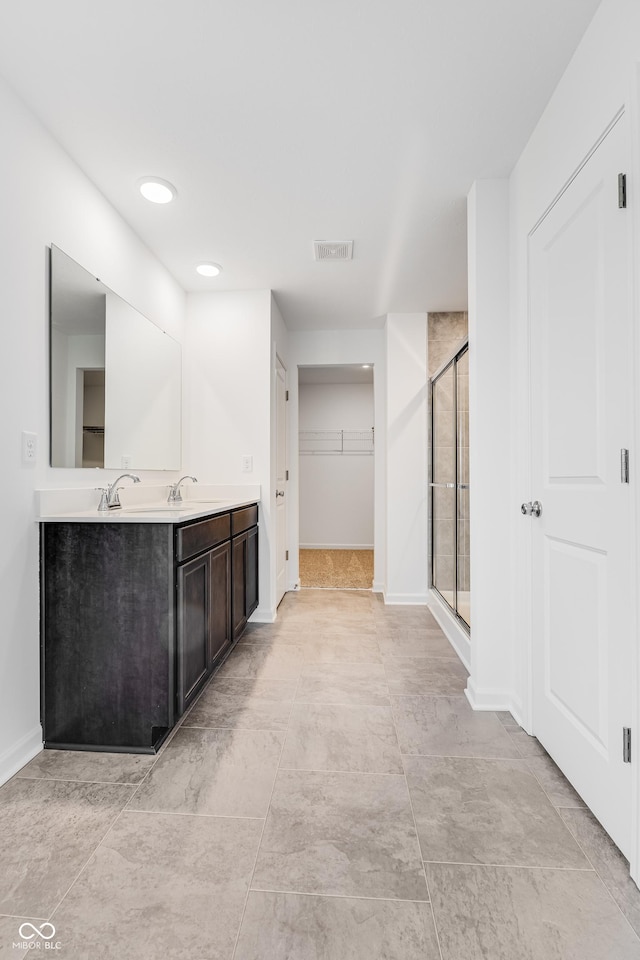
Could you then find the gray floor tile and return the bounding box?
[506,728,548,758]
[560,808,640,937]
[235,891,441,960]
[280,703,403,774]
[301,636,382,663]
[0,779,135,917]
[378,632,458,659]
[295,662,390,706]
[384,657,468,695]
[253,769,428,900]
[0,917,46,955]
[128,726,283,818]
[495,711,520,728]
[405,756,588,868]
[16,749,156,785]
[427,862,640,960]
[279,620,376,637]
[525,754,586,808]
[239,626,304,644]
[216,642,306,680]
[183,678,296,731]
[51,812,262,959]
[391,696,521,758]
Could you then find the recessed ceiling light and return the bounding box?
[138,177,177,204]
[196,262,222,277]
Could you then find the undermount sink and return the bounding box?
[125,505,195,513]
[182,498,229,504]
[125,501,226,513]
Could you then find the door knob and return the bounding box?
[276,490,285,498]
[521,501,543,517]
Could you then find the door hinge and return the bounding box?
[621,448,630,484]
[285,390,289,401]
[618,173,627,209]
[285,550,289,561]
[623,727,632,763]
[285,470,289,481]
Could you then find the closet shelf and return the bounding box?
[299,429,374,455]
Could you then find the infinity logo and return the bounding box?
[18,923,56,941]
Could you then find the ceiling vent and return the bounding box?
[313,240,353,261]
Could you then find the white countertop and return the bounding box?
[37,484,260,523]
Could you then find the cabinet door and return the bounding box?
[177,553,210,715]
[231,526,259,639]
[231,531,248,640]
[209,540,231,665]
[246,525,259,618]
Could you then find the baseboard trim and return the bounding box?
[383,592,429,606]
[249,605,276,624]
[300,544,374,551]
[465,677,512,712]
[372,581,384,594]
[428,590,471,670]
[0,725,43,786]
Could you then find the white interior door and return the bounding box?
[275,356,288,606]
[529,115,634,857]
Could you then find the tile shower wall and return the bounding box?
[428,313,469,599]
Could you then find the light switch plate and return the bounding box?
[242,455,253,473]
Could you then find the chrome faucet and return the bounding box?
[167,475,198,503]
[97,473,141,511]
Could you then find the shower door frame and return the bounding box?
[429,339,470,633]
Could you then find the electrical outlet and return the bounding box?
[22,431,37,465]
[241,455,253,473]
[121,455,132,468]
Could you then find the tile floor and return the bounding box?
[2,590,640,958]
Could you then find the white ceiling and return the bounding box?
[0,1,600,330]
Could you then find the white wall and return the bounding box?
[288,329,386,591]
[385,314,429,603]
[299,382,374,548]
[183,289,279,620]
[0,75,186,785]
[465,180,511,706]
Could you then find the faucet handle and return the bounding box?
[95,488,109,512]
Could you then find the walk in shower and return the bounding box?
[430,342,470,630]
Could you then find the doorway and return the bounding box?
[298,364,374,590]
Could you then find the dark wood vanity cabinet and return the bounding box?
[41,504,258,753]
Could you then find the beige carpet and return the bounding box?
[299,549,374,589]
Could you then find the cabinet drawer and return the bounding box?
[231,504,258,536]
[176,513,230,563]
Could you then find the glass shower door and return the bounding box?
[431,362,456,612]
[456,346,470,628]
[430,342,470,630]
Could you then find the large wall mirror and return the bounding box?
[50,245,182,470]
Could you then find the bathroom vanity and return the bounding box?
[39,498,258,753]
